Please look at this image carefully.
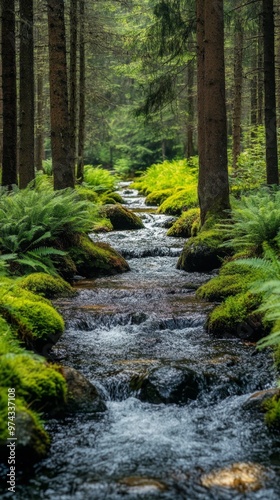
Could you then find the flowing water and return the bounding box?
[3,184,280,499]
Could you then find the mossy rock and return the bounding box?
[158,186,198,215]
[100,192,125,205]
[177,229,229,272]
[263,391,280,429]
[18,273,76,299]
[75,186,99,202]
[207,292,267,341]
[145,188,173,206]
[92,217,114,233]
[68,233,130,278]
[167,208,200,238]
[0,293,64,352]
[0,354,67,412]
[0,392,50,464]
[100,204,144,230]
[196,262,266,302]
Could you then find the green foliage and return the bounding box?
[220,189,280,255]
[83,166,117,193]
[18,273,76,299]
[167,207,200,237]
[177,228,227,272]
[100,191,125,205]
[0,187,97,275]
[75,186,99,203]
[145,188,173,206]
[207,292,262,336]
[263,393,280,428]
[42,159,53,176]
[158,186,198,215]
[100,204,144,230]
[132,158,198,195]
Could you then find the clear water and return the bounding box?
[2,185,280,499]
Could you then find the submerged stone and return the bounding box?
[61,366,106,413]
[100,204,144,230]
[119,476,167,493]
[139,366,202,404]
[201,462,266,492]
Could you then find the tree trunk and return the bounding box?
[70,0,78,178]
[257,15,264,125]
[1,0,17,187]
[197,0,230,226]
[35,69,45,171]
[186,56,195,158]
[263,0,279,185]
[232,17,243,170]
[47,0,74,189]
[77,0,85,182]
[19,0,35,188]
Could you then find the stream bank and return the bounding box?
[2,184,280,499]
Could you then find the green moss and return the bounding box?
[0,293,64,350]
[158,186,198,215]
[69,233,129,277]
[177,229,228,272]
[263,392,280,428]
[207,292,265,340]
[100,192,125,204]
[167,208,200,238]
[92,217,113,233]
[145,189,174,206]
[75,186,99,202]
[100,204,144,230]
[196,262,265,301]
[18,273,76,299]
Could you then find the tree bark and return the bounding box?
[186,56,195,158]
[257,15,264,125]
[77,0,85,182]
[19,0,35,188]
[47,0,74,189]
[197,0,230,226]
[232,16,243,170]
[263,0,279,185]
[1,0,17,187]
[70,0,78,178]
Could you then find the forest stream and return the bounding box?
[9,184,280,499]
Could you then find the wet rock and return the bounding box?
[242,388,280,411]
[100,204,144,230]
[177,230,230,272]
[61,366,106,412]
[139,366,202,404]
[201,462,266,492]
[119,476,167,493]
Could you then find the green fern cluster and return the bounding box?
[221,189,280,255]
[0,187,97,275]
[83,165,117,193]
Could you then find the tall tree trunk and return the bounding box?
[197,0,230,226]
[257,15,264,125]
[47,0,74,190]
[19,0,35,188]
[263,0,279,184]
[186,57,195,158]
[77,0,85,182]
[35,69,45,171]
[1,0,17,187]
[232,16,243,170]
[250,44,258,130]
[70,0,77,178]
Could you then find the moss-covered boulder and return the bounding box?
[68,233,129,277]
[262,391,280,428]
[0,391,50,464]
[207,292,267,341]
[100,204,144,230]
[92,218,113,233]
[0,294,64,353]
[196,261,265,302]
[158,186,198,215]
[18,273,76,299]
[177,229,229,272]
[167,208,200,238]
[145,188,173,206]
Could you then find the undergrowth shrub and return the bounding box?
[83,166,117,193]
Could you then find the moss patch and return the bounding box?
[196,262,265,302]
[68,233,130,278]
[18,273,76,299]
[263,391,280,428]
[145,188,174,206]
[177,229,229,272]
[167,208,200,238]
[207,292,266,341]
[158,186,198,215]
[100,192,125,205]
[100,204,144,230]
